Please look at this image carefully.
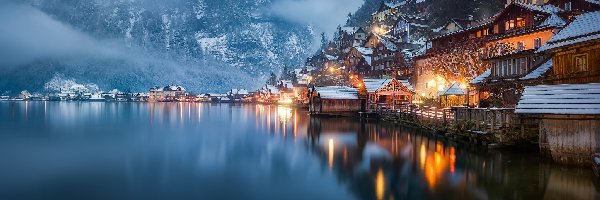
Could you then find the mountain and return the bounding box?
[0,0,315,93]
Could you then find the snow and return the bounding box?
[341,27,359,35]
[384,1,406,8]
[315,86,358,100]
[325,54,338,61]
[537,11,600,52]
[355,47,373,55]
[439,82,466,96]
[363,79,393,92]
[539,14,566,28]
[363,55,372,65]
[363,78,413,93]
[513,2,562,14]
[516,83,600,115]
[521,59,552,80]
[470,69,491,84]
[374,34,397,51]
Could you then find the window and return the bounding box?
[574,54,589,72]
[506,20,516,31]
[520,58,528,74]
[534,38,542,49]
[512,59,518,75]
[503,60,509,76]
[517,41,525,51]
[565,2,572,11]
[516,17,526,28]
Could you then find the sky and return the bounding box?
[270,0,364,40]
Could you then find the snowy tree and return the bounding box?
[266,72,278,85]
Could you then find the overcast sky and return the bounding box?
[270,0,364,40]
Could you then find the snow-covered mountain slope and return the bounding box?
[0,0,315,93]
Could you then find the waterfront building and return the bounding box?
[309,86,362,114]
[363,78,414,110]
[515,10,600,165]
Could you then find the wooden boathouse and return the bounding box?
[308,86,363,115]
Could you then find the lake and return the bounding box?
[0,102,598,200]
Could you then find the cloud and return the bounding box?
[0,3,124,67]
[269,0,363,38]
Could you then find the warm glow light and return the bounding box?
[438,85,445,92]
[277,106,292,123]
[278,97,293,104]
[328,139,334,169]
[375,168,385,200]
[428,79,437,87]
[459,84,467,90]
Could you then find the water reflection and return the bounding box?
[305,116,600,200]
[0,102,598,200]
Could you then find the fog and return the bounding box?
[0,1,258,93]
[270,0,363,42]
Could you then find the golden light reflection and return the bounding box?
[277,106,292,124]
[422,142,450,189]
[420,143,426,168]
[375,168,385,200]
[328,139,334,169]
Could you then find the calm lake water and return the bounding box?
[0,101,598,200]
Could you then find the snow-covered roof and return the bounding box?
[384,1,406,8]
[521,59,553,80]
[537,11,600,52]
[540,13,566,28]
[513,2,561,14]
[363,55,372,65]
[364,79,393,92]
[374,34,398,51]
[438,82,466,96]
[265,85,280,94]
[315,86,358,100]
[355,47,373,55]
[231,89,249,95]
[325,54,338,61]
[470,69,491,85]
[363,79,414,93]
[515,83,600,115]
[164,85,185,91]
[281,80,294,89]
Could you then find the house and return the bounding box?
[392,15,430,43]
[536,10,600,84]
[515,83,600,165]
[514,11,600,166]
[363,78,414,110]
[343,47,373,76]
[471,2,567,107]
[308,86,363,114]
[364,33,400,77]
[148,85,186,102]
[372,1,405,23]
[337,27,368,51]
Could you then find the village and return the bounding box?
[1,0,599,167]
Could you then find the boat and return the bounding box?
[593,153,600,178]
[0,96,9,101]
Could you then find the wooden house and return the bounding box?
[515,83,600,165]
[364,33,400,78]
[471,2,568,107]
[363,78,414,110]
[438,83,467,108]
[338,27,367,51]
[308,86,363,114]
[515,11,600,166]
[391,15,430,43]
[343,47,373,76]
[537,10,600,84]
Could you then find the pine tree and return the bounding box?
[320,32,329,49]
[267,72,278,85]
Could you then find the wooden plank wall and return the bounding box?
[540,114,600,166]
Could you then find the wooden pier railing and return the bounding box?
[377,105,538,144]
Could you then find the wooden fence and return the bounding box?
[377,105,538,144]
